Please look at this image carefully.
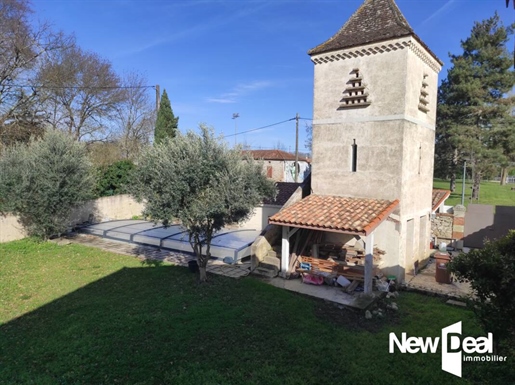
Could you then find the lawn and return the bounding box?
[434,178,515,207]
[0,239,513,384]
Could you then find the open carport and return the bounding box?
[78,220,260,263]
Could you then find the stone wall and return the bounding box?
[0,194,144,243]
[431,213,453,239]
[0,215,27,243]
[262,160,284,181]
[430,205,467,248]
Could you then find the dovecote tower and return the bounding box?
[308,0,442,278]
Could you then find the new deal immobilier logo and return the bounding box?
[389,321,507,378]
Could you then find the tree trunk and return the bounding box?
[472,171,481,200]
[500,167,507,186]
[199,265,207,282]
[450,148,458,192]
[450,173,456,193]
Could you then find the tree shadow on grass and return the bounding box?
[1,266,346,384]
[0,266,207,384]
[1,266,511,385]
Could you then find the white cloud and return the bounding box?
[207,80,273,104]
[115,2,271,58]
[205,98,237,104]
[419,0,459,28]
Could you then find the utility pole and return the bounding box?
[295,112,299,183]
[232,113,239,147]
[155,84,160,112]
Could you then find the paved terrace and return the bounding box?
[404,253,472,298]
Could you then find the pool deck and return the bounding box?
[62,232,470,310]
[65,233,252,279]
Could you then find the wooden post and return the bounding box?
[364,232,374,294]
[155,84,160,112]
[281,226,290,275]
[294,113,299,182]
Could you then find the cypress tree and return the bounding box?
[154,89,179,144]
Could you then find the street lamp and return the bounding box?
[461,160,467,206]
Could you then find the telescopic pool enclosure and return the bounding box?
[78,220,261,263]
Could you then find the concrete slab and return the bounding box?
[265,277,379,310]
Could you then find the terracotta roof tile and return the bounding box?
[243,149,310,162]
[269,194,399,235]
[308,0,442,65]
[432,189,451,212]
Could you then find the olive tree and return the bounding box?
[448,231,515,350]
[0,130,95,238]
[130,125,276,281]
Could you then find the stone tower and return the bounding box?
[308,0,442,278]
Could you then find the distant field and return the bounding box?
[434,178,515,207]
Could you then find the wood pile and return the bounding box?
[291,241,385,283]
[306,243,385,267]
[297,256,377,282]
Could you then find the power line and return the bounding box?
[224,118,296,138]
[6,84,156,90]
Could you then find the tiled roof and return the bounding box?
[432,189,451,212]
[308,0,442,65]
[243,149,310,162]
[263,182,302,206]
[269,194,399,235]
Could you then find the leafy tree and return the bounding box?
[131,125,276,281]
[448,231,515,350]
[436,13,514,196]
[95,159,134,197]
[0,130,95,238]
[87,141,122,167]
[154,89,178,145]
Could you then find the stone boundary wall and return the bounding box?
[0,194,144,243]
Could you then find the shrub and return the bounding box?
[95,159,134,197]
[0,130,95,238]
[448,231,515,348]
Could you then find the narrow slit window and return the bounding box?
[351,139,358,172]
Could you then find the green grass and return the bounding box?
[434,178,515,207]
[0,239,513,384]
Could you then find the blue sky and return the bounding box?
[31,0,514,152]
